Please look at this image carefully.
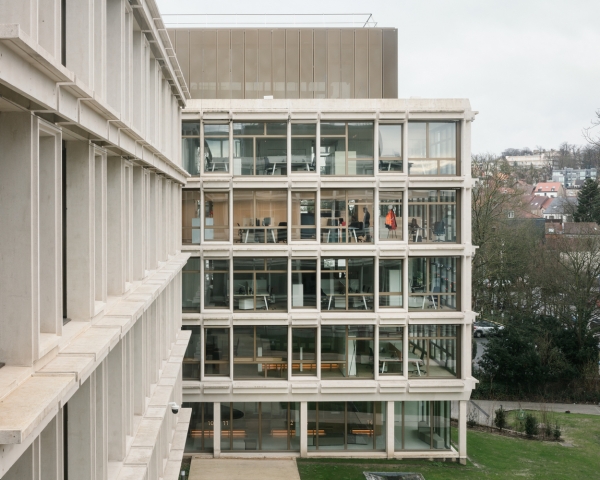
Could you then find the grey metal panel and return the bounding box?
[299,30,313,98]
[368,29,382,99]
[201,30,217,99]
[217,29,231,99]
[272,29,286,99]
[189,30,203,99]
[286,29,300,99]
[340,29,354,99]
[174,30,190,93]
[327,29,341,99]
[313,29,327,99]
[354,29,369,99]
[258,29,272,99]
[382,29,398,99]
[231,29,245,99]
[244,29,258,99]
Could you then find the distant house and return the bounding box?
[552,168,597,188]
[522,194,553,217]
[533,182,565,198]
[505,152,555,168]
[542,197,578,222]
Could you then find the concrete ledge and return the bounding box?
[0,374,75,443]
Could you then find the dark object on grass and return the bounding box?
[364,474,425,480]
[565,410,571,414]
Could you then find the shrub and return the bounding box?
[524,413,539,437]
[494,407,508,431]
[553,423,561,440]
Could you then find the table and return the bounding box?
[234,294,270,310]
[378,356,424,375]
[348,227,359,242]
[243,228,276,244]
[210,160,229,172]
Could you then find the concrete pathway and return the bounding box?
[189,458,301,480]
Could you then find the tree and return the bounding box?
[573,178,600,223]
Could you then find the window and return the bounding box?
[292,328,317,376]
[204,328,230,376]
[182,326,200,380]
[204,124,230,173]
[320,190,374,244]
[204,192,229,241]
[407,122,457,175]
[233,326,288,379]
[233,258,288,312]
[401,401,451,450]
[233,122,287,176]
[320,325,374,379]
[408,190,458,243]
[291,123,316,172]
[182,121,200,176]
[320,122,374,175]
[291,259,317,308]
[321,258,374,311]
[378,327,403,375]
[408,257,458,310]
[204,260,229,309]
[182,189,201,245]
[291,191,316,241]
[408,325,460,378]
[220,402,300,451]
[307,402,385,451]
[379,123,403,172]
[379,259,403,307]
[233,190,287,244]
[183,402,216,453]
[379,192,402,240]
[182,257,200,313]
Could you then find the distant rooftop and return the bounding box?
[162,13,378,28]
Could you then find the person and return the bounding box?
[385,206,397,236]
[362,207,371,241]
[339,218,346,242]
[339,217,346,226]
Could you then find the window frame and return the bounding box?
[232,122,288,176]
[320,121,375,176]
[407,121,459,176]
[320,257,375,311]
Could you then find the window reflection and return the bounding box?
[291,191,316,241]
[408,190,458,243]
[321,258,374,311]
[408,122,457,175]
[408,325,460,378]
[320,122,374,175]
[408,257,458,310]
[378,124,403,172]
[320,325,374,379]
[233,326,288,379]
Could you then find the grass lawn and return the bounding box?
[296,412,600,479]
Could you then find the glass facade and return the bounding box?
[320,122,374,175]
[291,123,316,172]
[408,122,458,175]
[320,325,374,379]
[408,190,458,243]
[182,257,201,313]
[233,258,287,311]
[182,189,201,245]
[291,191,316,241]
[379,123,403,172]
[204,124,230,173]
[182,326,201,380]
[307,402,385,451]
[321,258,375,310]
[292,328,317,376]
[219,402,300,451]
[379,191,402,240]
[378,327,403,375]
[379,259,403,307]
[204,191,229,241]
[291,259,317,308]
[204,260,229,309]
[233,190,287,244]
[408,257,458,310]
[408,325,460,378]
[402,401,451,450]
[205,328,230,376]
[233,326,288,379]
[320,190,374,244]
[182,121,201,176]
[233,122,287,176]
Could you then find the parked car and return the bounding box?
[473,321,504,338]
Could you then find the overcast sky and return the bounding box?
[156,0,600,155]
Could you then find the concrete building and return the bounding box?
[532,182,564,198]
[505,152,555,169]
[171,28,476,463]
[552,167,597,188]
[0,1,191,479]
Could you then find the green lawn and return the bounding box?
[296,412,600,479]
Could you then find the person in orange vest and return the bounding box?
[385,206,397,233]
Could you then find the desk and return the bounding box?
[210,160,229,172]
[379,356,401,374]
[291,157,312,171]
[327,295,368,310]
[244,228,276,244]
[347,227,359,242]
[410,227,427,242]
[234,294,269,310]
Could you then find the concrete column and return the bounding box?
[65,0,93,86]
[386,401,394,458]
[93,0,107,99]
[3,441,36,480]
[133,316,146,415]
[39,127,62,336]
[94,150,107,306]
[38,0,62,60]
[300,402,307,457]
[95,361,108,480]
[213,402,221,458]
[107,156,125,296]
[458,400,467,465]
[106,0,124,112]
[40,416,60,480]
[132,29,144,132]
[124,164,133,286]
[67,374,96,479]
[107,341,126,461]
[148,172,157,270]
[0,112,38,366]
[132,166,146,280]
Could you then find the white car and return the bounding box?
[473,321,504,338]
